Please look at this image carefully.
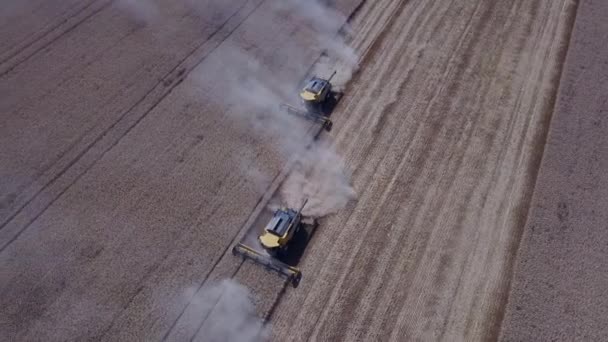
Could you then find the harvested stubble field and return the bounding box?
[499,0,608,340]
[0,0,603,341]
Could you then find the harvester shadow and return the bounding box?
[277,222,318,267]
[319,91,343,117]
[312,91,344,139]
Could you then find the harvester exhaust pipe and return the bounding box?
[293,198,308,225]
[327,70,337,83]
[297,198,308,216]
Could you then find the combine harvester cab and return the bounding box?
[299,71,336,111]
[232,199,314,288]
[281,71,340,132]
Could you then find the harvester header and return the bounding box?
[232,199,314,288]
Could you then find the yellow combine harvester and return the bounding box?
[232,200,311,287]
[300,71,336,111]
[281,71,338,132]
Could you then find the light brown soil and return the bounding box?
[499,0,608,340]
[0,0,584,341]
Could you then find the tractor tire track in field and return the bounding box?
[0,0,262,253]
[0,0,110,77]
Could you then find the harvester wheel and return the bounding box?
[292,272,302,288]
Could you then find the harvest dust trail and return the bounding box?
[269,0,575,340]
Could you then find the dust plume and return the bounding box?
[115,0,159,23]
[186,279,268,342]
[206,45,356,217]
[199,4,358,215]
[281,142,356,218]
[204,44,314,156]
[273,0,360,86]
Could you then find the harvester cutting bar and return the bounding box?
[232,243,302,287]
[280,104,333,132]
